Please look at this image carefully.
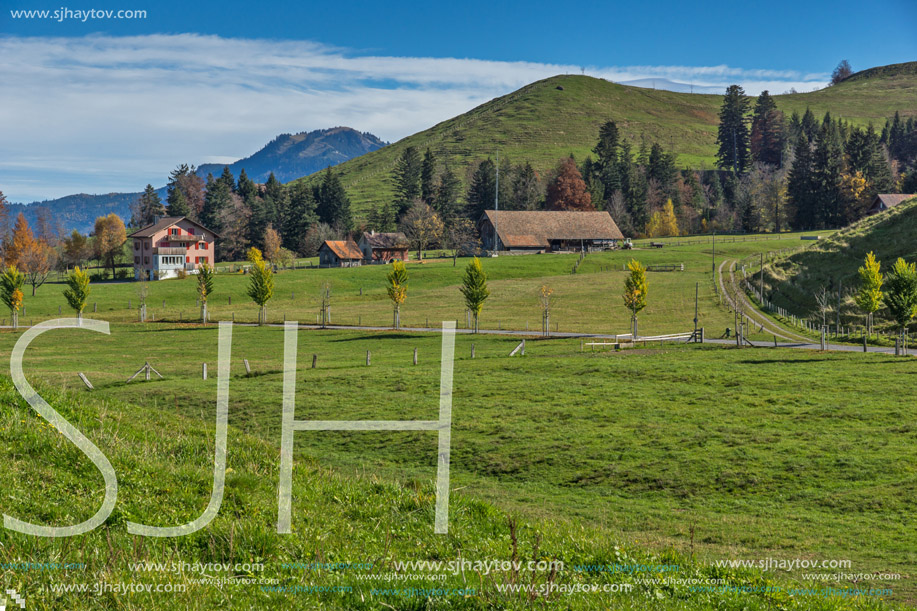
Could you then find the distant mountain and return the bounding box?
[11,127,387,233]
[196,127,387,183]
[617,78,725,94]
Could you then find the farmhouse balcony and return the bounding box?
[154,247,187,255]
[166,234,202,242]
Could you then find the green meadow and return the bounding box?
[14,232,821,340]
[0,321,913,609]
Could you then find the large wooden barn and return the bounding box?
[478,210,624,253]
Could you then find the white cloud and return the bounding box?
[0,34,829,202]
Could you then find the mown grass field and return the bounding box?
[287,64,917,217]
[14,232,822,341]
[0,322,913,609]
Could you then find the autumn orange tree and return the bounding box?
[546,157,593,211]
[93,213,127,279]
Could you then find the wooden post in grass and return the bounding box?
[311,354,317,369]
[244,359,251,375]
[202,363,207,380]
[366,350,371,366]
[93,302,97,312]
[58,305,61,315]
[471,344,475,359]
[863,334,868,353]
[78,373,94,390]
[229,296,232,305]
[413,347,418,365]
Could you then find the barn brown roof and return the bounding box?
[361,231,409,249]
[871,194,916,211]
[321,240,363,260]
[480,210,624,248]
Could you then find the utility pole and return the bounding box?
[759,252,764,302]
[712,229,716,274]
[493,150,499,256]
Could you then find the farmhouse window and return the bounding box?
[134,256,140,264]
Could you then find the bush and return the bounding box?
[176,269,187,280]
[116,268,131,279]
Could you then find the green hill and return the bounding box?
[763,196,917,327]
[292,62,917,218]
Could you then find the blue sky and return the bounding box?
[2,0,915,202]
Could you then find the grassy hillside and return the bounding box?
[291,62,917,218]
[762,197,917,327]
[0,325,913,609]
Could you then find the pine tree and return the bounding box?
[420,149,437,205]
[166,187,191,217]
[315,168,353,231]
[812,113,844,228]
[647,143,678,200]
[593,120,620,169]
[135,184,165,227]
[511,163,541,211]
[460,257,489,333]
[264,172,288,229]
[284,181,317,253]
[466,159,496,220]
[237,169,257,202]
[750,91,787,167]
[434,164,461,219]
[217,166,236,192]
[202,175,232,234]
[788,134,816,229]
[800,108,819,142]
[392,146,422,216]
[716,85,752,174]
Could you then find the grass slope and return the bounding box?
[763,197,917,327]
[0,326,913,609]
[290,63,917,218]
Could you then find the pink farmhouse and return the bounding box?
[127,216,218,280]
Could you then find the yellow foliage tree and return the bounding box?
[645,199,679,237]
[623,259,648,337]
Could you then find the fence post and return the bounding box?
[312,354,317,369]
[202,363,207,380]
[366,350,371,366]
[471,344,475,359]
[413,347,418,365]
